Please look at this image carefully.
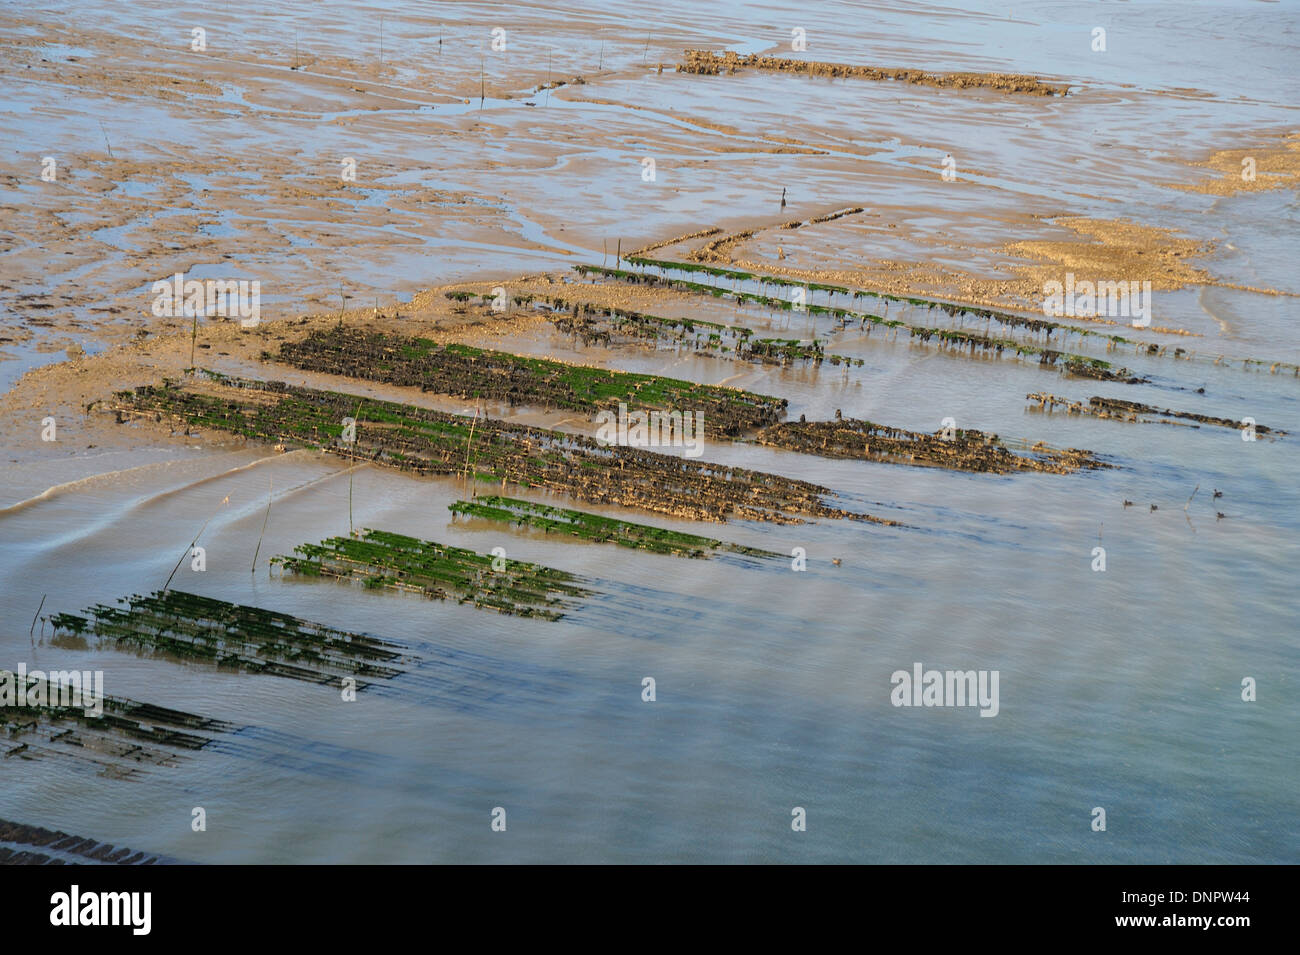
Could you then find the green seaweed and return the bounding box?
[449,496,779,558]
[112,373,892,526]
[272,528,593,620]
[48,590,405,687]
[570,264,1146,381]
[271,327,786,435]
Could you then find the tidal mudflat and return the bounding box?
[1,2,1296,866]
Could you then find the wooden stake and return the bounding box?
[462,405,480,480]
[349,400,363,535]
[163,495,229,593]
[251,476,273,571]
[30,593,46,639]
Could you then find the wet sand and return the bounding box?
[2,1,1297,864]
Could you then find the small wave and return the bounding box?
[0,451,249,517]
[133,449,316,511]
[0,448,311,519]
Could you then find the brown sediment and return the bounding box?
[689,229,756,263]
[676,50,1068,96]
[1170,133,1300,197]
[809,207,865,224]
[1008,217,1295,303]
[107,372,898,526]
[1026,392,1286,435]
[0,818,169,865]
[631,227,723,257]
[686,211,1258,325]
[558,94,751,137]
[780,207,867,232]
[1004,217,1214,297]
[756,419,1112,474]
[690,208,865,260]
[533,74,587,93]
[272,325,787,435]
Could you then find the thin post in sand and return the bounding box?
[251,476,273,572]
[163,495,230,593]
[348,400,363,536]
[30,593,46,641]
[462,405,480,481]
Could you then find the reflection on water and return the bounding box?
[1,313,1295,861]
[1,0,1297,863]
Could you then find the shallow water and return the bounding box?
[1,0,1297,863]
